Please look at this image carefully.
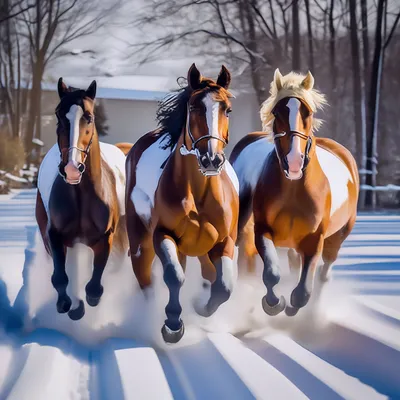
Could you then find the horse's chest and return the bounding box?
[49,182,110,244]
[175,198,230,256]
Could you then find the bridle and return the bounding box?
[179,103,227,176]
[273,129,313,179]
[57,113,95,185]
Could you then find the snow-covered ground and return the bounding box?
[0,189,399,399]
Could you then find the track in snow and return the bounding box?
[0,189,399,400]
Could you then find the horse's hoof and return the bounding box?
[86,295,101,307]
[262,295,286,316]
[56,295,72,314]
[161,322,185,344]
[285,306,299,317]
[68,300,85,321]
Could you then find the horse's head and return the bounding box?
[183,63,233,176]
[55,78,97,185]
[261,68,327,181]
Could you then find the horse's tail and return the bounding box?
[237,214,258,274]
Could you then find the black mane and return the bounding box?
[156,81,192,150]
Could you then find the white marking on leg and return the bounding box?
[65,246,82,310]
[220,256,235,292]
[320,261,333,282]
[203,93,220,157]
[316,147,352,216]
[66,104,84,166]
[160,238,185,284]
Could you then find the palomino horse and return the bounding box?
[230,69,359,316]
[126,64,239,343]
[35,78,130,320]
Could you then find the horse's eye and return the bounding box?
[84,113,93,124]
[189,105,197,112]
[225,107,232,116]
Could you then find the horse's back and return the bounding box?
[230,132,275,195]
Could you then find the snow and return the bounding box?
[4,174,28,183]
[0,189,399,398]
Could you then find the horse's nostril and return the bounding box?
[301,154,305,160]
[201,155,210,168]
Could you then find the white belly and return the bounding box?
[316,146,353,217]
[37,142,127,217]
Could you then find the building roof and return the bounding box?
[42,75,175,101]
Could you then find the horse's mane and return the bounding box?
[260,71,328,142]
[156,76,230,149]
[156,78,192,149]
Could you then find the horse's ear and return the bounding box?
[301,71,314,90]
[274,69,283,91]
[216,65,231,89]
[57,77,68,99]
[86,80,97,100]
[187,63,202,90]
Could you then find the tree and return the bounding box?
[365,0,400,207]
[349,0,367,206]
[18,0,118,161]
[0,0,25,138]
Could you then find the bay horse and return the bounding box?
[35,78,130,321]
[126,64,239,343]
[230,69,359,316]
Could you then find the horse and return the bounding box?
[35,78,130,321]
[230,69,359,316]
[125,63,239,343]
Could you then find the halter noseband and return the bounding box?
[180,104,227,176]
[58,116,95,185]
[273,129,313,179]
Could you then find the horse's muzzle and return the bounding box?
[58,161,86,185]
[198,152,226,176]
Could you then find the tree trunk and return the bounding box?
[292,0,301,71]
[365,0,386,208]
[25,60,44,163]
[328,0,337,136]
[360,0,370,95]
[304,0,314,71]
[349,0,367,208]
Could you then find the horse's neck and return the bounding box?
[85,134,105,199]
[172,135,220,199]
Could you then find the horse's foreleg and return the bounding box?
[48,227,72,314]
[255,228,286,316]
[286,233,324,316]
[85,230,113,308]
[194,237,235,318]
[153,230,185,344]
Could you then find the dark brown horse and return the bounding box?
[125,64,239,343]
[35,78,130,320]
[230,69,359,316]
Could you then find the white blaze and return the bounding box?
[287,98,301,131]
[66,104,84,166]
[203,93,220,157]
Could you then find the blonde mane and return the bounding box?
[260,69,328,141]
